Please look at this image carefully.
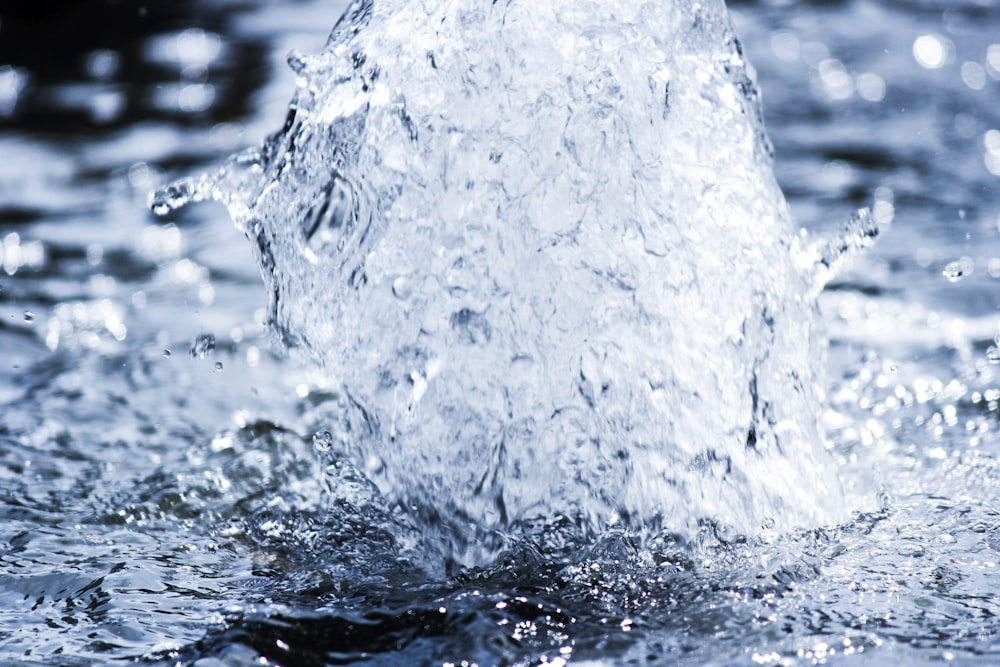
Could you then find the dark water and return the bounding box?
[1,0,999,665]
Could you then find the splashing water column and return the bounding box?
[153,0,870,564]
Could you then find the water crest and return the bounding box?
[154,0,874,565]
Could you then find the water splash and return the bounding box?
[190,332,217,359]
[804,206,880,297]
[154,0,872,564]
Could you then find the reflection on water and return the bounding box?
[1,0,1000,664]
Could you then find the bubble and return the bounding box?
[214,361,224,371]
[987,347,1000,364]
[189,333,216,358]
[23,311,34,322]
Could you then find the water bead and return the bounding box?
[149,179,195,216]
[942,261,964,282]
[189,332,216,358]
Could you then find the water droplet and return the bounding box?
[818,214,865,266]
[22,311,34,322]
[943,256,974,282]
[942,261,964,282]
[287,49,310,76]
[163,349,172,358]
[149,179,195,216]
[812,207,879,293]
[313,430,334,452]
[214,361,224,371]
[189,333,216,358]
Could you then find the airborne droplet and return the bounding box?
[942,261,964,282]
[943,256,974,283]
[987,346,1000,365]
[149,179,195,217]
[189,333,216,358]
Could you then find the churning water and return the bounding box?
[2,0,999,665]
[153,0,869,568]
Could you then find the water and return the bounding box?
[1,0,999,664]
[153,0,860,568]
